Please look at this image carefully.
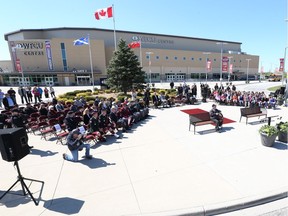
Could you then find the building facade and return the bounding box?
[1,27,259,86]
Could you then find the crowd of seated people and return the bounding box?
[208,83,278,109]
[0,96,150,145]
[168,83,199,105]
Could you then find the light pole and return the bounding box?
[228,56,233,82]
[246,59,251,84]
[203,52,211,83]
[146,52,153,85]
[216,42,227,84]
[282,47,287,85]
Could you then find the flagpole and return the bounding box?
[112,4,117,51]
[88,34,95,91]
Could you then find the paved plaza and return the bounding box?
[0,82,287,216]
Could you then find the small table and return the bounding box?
[266,115,279,126]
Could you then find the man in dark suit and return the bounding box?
[209,104,223,132]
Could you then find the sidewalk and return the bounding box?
[0,99,287,215]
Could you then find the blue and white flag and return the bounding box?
[73,37,89,46]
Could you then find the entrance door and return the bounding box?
[9,77,20,86]
[77,76,90,86]
[45,77,54,86]
[166,74,175,81]
[9,76,30,86]
[64,77,70,86]
[176,74,185,81]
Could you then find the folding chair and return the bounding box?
[53,124,69,145]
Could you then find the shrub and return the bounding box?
[259,125,278,137]
[276,121,288,133]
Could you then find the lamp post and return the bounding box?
[246,59,251,84]
[203,52,211,83]
[146,52,153,85]
[282,47,287,85]
[227,56,233,82]
[216,42,227,84]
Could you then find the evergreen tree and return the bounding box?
[106,39,146,94]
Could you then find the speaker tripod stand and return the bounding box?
[0,160,44,206]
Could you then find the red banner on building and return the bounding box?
[222,56,229,72]
[206,60,212,72]
[16,59,22,72]
[279,58,284,72]
[229,64,233,73]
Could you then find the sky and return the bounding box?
[0,0,287,72]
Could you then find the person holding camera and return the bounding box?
[209,104,224,132]
[63,128,92,162]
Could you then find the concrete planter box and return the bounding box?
[260,133,277,147]
[278,132,288,143]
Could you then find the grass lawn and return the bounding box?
[267,85,282,92]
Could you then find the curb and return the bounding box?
[138,188,288,216]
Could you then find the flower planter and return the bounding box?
[260,132,277,147]
[278,131,288,143]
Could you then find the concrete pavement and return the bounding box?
[0,83,287,216]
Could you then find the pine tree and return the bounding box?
[106,39,146,94]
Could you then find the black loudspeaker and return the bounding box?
[0,128,30,162]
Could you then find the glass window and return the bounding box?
[156,56,160,59]
[190,73,199,79]
[174,56,178,60]
[183,57,186,60]
[199,58,202,61]
[191,57,194,61]
[61,43,68,71]
[61,50,66,59]
[214,58,217,61]
[166,56,169,60]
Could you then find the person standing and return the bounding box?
[143,88,150,108]
[50,86,56,98]
[209,104,223,132]
[38,86,43,100]
[18,86,28,104]
[44,87,49,99]
[32,86,41,104]
[62,128,92,162]
[26,86,33,103]
[170,81,174,89]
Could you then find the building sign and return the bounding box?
[132,35,174,44]
[279,58,284,72]
[45,41,54,71]
[16,59,22,72]
[15,41,45,56]
[229,64,233,73]
[222,56,229,72]
[206,60,212,72]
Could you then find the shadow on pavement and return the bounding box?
[273,141,288,150]
[44,197,84,215]
[79,157,116,169]
[30,149,58,157]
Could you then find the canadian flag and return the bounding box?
[128,41,141,49]
[95,6,113,20]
